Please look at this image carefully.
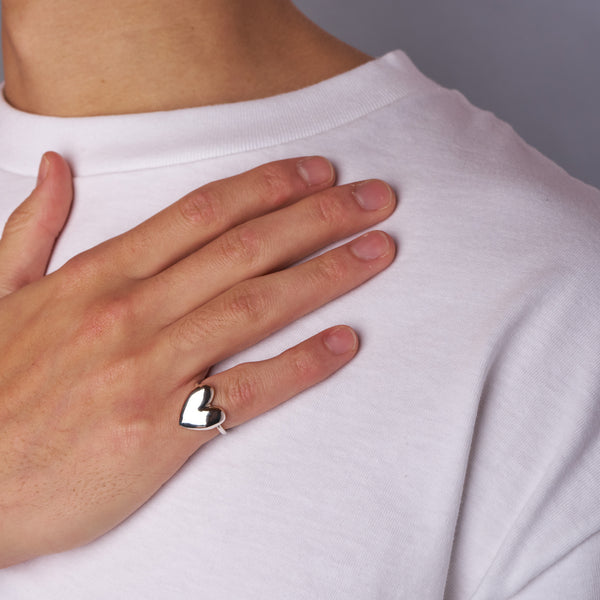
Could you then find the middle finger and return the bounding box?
[142,179,396,326]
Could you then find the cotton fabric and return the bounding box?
[0,51,599,599]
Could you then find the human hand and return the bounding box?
[0,152,396,567]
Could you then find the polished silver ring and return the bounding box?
[179,385,227,435]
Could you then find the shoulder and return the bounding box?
[349,57,600,283]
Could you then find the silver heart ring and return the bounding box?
[179,385,227,435]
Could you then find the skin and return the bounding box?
[1,0,371,116]
[0,1,396,566]
[0,155,396,567]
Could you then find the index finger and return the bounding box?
[101,157,335,280]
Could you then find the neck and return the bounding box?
[1,0,370,117]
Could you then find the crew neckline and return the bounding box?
[0,50,428,177]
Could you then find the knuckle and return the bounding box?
[78,293,137,342]
[61,249,102,285]
[310,193,347,229]
[226,283,270,323]
[257,163,292,206]
[312,253,348,287]
[103,293,137,324]
[288,348,321,381]
[88,358,156,450]
[170,311,211,352]
[223,370,261,416]
[217,225,262,268]
[110,402,154,450]
[177,189,217,227]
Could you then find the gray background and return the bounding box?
[1,1,598,188]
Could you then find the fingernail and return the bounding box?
[324,326,358,355]
[297,157,334,187]
[350,231,391,260]
[37,154,50,187]
[353,180,393,211]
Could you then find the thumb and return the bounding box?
[0,152,73,297]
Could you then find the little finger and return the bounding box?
[175,325,358,442]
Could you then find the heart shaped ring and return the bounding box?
[179,385,227,435]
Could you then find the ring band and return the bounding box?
[179,385,227,435]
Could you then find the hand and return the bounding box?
[0,152,396,567]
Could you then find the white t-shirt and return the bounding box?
[0,51,599,599]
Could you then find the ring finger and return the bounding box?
[157,229,395,386]
[171,325,359,449]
